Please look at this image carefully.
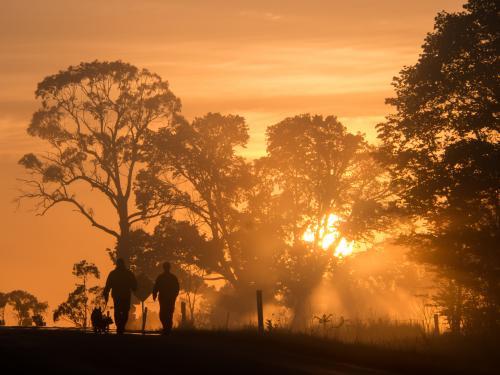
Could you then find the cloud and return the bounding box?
[239,10,283,21]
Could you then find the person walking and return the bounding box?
[153,262,180,334]
[103,258,137,335]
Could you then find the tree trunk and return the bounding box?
[485,280,499,334]
[450,285,463,335]
[83,276,87,329]
[117,200,131,264]
[291,294,311,331]
[116,232,131,264]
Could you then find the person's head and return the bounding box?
[116,258,125,269]
[163,262,171,273]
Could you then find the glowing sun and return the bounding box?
[302,214,354,258]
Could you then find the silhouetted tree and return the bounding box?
[53,285,87,327]
[73,260,100,328]
[53,260,102,328]
[136,113,286,320]
[7,290,48,326]
[137,113,252,287]
[432,280,480,335]
[126,223,208,278]
[262,114,392,327]
[377,0,499,333]
[178,264,207,325]
[0,292,8,325]
[18,60,181,262]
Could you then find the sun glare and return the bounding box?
[302,214,354,258]
[333,238,354,257]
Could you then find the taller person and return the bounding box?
[103,258,137,334]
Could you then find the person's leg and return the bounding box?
[159,302,168,333]
[121,297,131,332]
[165,301,175,333]
[116,311,124,334]
[113,299,122,334]
[159,299,175,334]
[114,298,129,334]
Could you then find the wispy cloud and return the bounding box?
[239,10,283,21]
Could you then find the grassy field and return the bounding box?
[0,327,497,374]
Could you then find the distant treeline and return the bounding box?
[0,290,47,326]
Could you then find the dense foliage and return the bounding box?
[377,0,499,333]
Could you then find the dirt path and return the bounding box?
[0,328,489,374]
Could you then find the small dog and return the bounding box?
[91,307,113,333]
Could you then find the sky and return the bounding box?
[0,0,464,321]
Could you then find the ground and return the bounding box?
[0,327,496,374]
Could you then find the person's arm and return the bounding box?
[103,272,112,303]
[152,277,159,301]
[174,276,180,297]
[130,271,138,292]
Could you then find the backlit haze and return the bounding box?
[0,0,463,318]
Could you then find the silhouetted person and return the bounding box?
[153,262,179,334]
[103,258,137,335]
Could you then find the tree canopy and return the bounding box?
[259,114,392,327]
[18,60,181,261]
[137,112,252,287]
[377,0,499,333]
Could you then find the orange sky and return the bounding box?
[0,0,464,320]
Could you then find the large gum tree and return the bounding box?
[18,60,181,262]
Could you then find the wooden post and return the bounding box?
[141,301,148,334]
[256,290,264,335]
[433,314,439,335]
[106,311,111,333]
[83,278,87,331]
[181,301,187,328]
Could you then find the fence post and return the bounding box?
[141,302,148,334]
[225,312,230,331]
[433,314,439,335]
[256,290,264,334]
[181,301,187,328]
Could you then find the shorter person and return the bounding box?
[153,262,180,334]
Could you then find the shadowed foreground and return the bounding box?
[1,328,497,375]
